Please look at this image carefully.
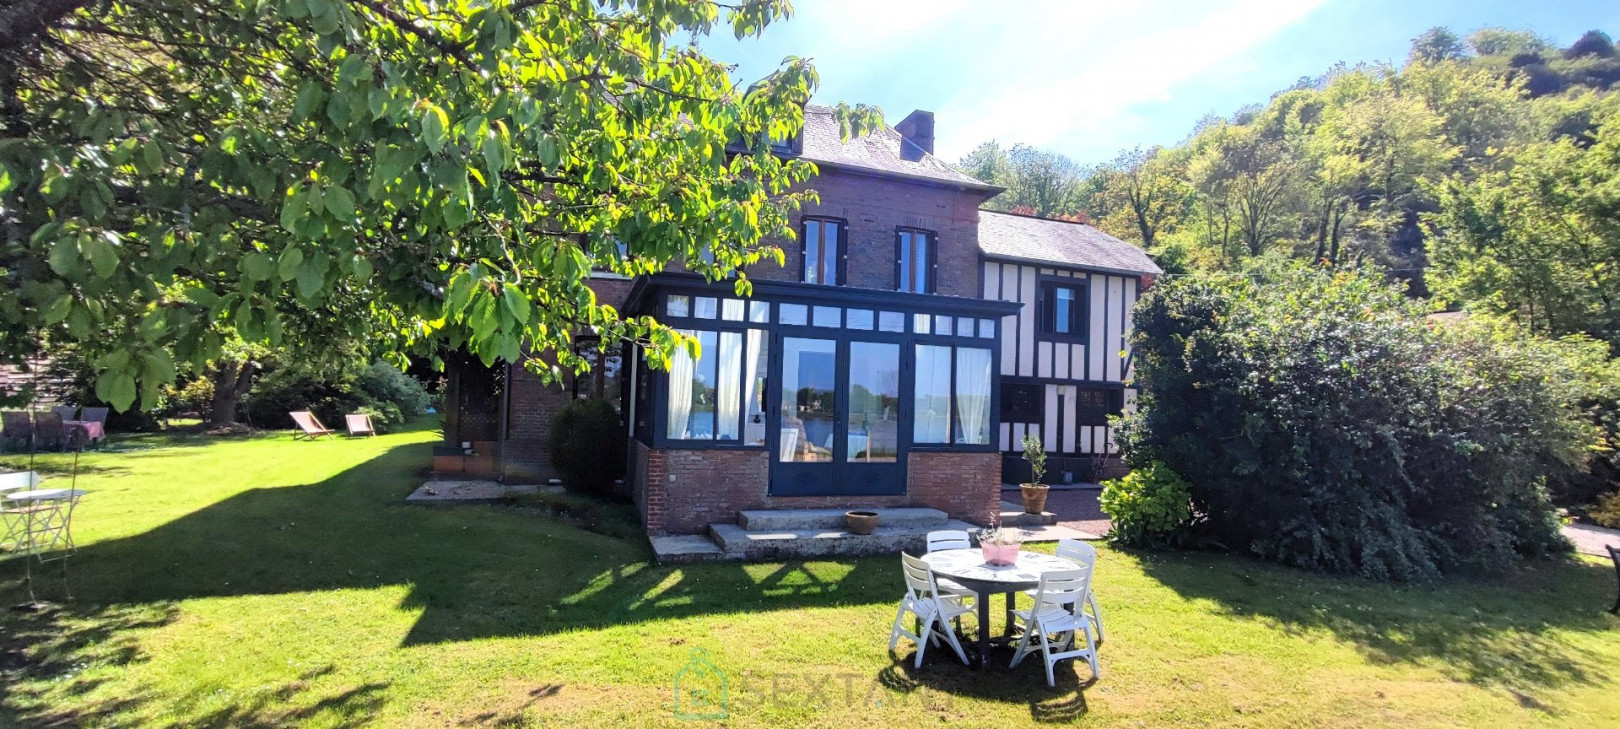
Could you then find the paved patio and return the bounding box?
[1004,486,1111,538]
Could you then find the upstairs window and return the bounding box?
[1039,280,1087,339]
[802,218,844,286]
[896,229,936,293]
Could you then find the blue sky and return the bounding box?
[697,0,1620,166]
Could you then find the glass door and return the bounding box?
[771,337,905,496]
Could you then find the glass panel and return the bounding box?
[813,305,841,328]
[804,220,822,285]
[846,309,874,330]
[804,220,841,285]
[955,348,993,445]
[716,331,743,440]
[667,329,717,439]
[743,330,770,446]
[694,297,718,319]
[667,295,689,318]
[913,313,931,335]
[934,315,953,336]
[1055,287,1074,333]
[780,303,808,326]
[978,318,996,338]
[879,311,905,333]
[899,231,914,293]
[779,338,837,462]
[721,299,744,321]
[913,344,952,444]
[848,342,900,463]
[898,230,930,293]
[749,300,771,323]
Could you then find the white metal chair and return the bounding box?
[889,552,973,668]
[1010,566,1101,687]
[0,470,43,552]
[924,530,977,599]
[1023,538,1106,644]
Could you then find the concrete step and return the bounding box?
[735,507,949,532]
[998,501,1058,526]
[649,534,729,564]
[708,519,981,561]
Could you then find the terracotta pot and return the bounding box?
[845,510,880,535]
[1021,483,1050,515]
[981,543,1020,566]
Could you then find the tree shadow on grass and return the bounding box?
[1134,547,1619,706]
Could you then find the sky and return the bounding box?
[696,0,1620,166]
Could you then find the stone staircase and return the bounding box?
[648,505,1091,563]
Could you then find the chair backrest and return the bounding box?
[54,405,79,421]
[80,406,109,425]
[345,413,373,433]
[1,411,32,437]
[34,411,65,437]
[0,470,42,495]
[1055,538,1098,569]
[900,552,944,599]
[1031,567,1092,609]
[926,530,972,553]
[289,410,326,433]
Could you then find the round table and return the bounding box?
[920,548,1077,668]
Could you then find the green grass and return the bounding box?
[1,422,1617,727]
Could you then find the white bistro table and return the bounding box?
[5,488,87,558]
[920,548,1077,669]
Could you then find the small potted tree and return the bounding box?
[1020,433,1049,515]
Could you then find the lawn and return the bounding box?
[1,421,1617,727]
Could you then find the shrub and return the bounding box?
[354,403,404,433]
[1099,461,1193,547]
[355,362,432,419]
[1117,266,1588,579]
[548,398,626,497]
[242,363,361,429]
[1592,490,1620,529]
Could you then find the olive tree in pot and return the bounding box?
[1020,433,1050,514]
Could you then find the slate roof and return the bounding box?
[798,105,1000,192]
[977,210,1163,276]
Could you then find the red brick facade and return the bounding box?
[631,440,1001,535]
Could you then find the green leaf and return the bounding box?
[95,371,137,412]
[295,258,324,299]
[445,270,474,317]
[278,245,305,281]
[141,349,176,385]
[139,141,164,176]
[43,296,72,324]
[353,256,373,281]
[502,283,530,325]
[470,293,499,339]
[241,252,275,281]
[85,232,119,279]
[280,188,306,233]
[423,105,449,154]
[324,186,357,222]
[49,236,80,276]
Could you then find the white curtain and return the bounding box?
[914,345,952,443]
[716,331,742,440]
[666,329,695,438]
[955,348,992,445]
[742,330,766,444]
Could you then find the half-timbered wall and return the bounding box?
[980,259,1139,458]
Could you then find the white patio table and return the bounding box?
[920,548,1077,669]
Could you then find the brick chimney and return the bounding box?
[895,109,935,160]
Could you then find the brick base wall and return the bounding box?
[631,445,1002,535]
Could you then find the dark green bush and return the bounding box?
[548,398,626,497]
[355,362,432,419]
[1099,461,1194,547]
[1116,266,1591,579]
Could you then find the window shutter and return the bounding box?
[836,221,849,286]
[799,220,811,283]
[927,233,938,294]
[894,229,904,292]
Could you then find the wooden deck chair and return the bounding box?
[344,413,377,437]
[289,411,336,440]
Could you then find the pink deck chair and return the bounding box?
[344,413,376,437]
[289,411,336,440]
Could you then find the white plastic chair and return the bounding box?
[924,530,976,599]
[1010,566,1101,686]
[889,552,973,668]
[1023,538,1106,644]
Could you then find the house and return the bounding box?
[442,105,1161,542]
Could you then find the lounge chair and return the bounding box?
[53,405,78,421]
[1,411,31,451]
[79,407,109,426]
[344,413,377,437]
[289,411,336,440]
[33,411,67,451]
[1609,545,1619,615]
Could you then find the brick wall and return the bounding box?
[631,444,1001,535]
[746,168,993,298]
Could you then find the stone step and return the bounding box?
[649,534,729,564]
[735,507,949,532]
[998,501,1058,526]
[708,519,982,561]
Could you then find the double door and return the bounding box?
[771,337,905,496]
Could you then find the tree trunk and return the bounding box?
[207,360,255,425]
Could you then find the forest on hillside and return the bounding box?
[957,26,1620,349]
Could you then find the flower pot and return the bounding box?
[845,510,880,535]
[1020,483,1050,515]
[981,543,1020,566]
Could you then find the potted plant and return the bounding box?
[845,510,880,535]
[1020,433,1050,515]
[979,524,1023,566]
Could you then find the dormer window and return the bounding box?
[802,218,845,286]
